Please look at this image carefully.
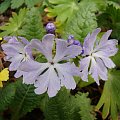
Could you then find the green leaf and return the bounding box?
[107,1,120,9]
[44,88,95,120]
[0,8,27,37]
[61,0,97,42]
[112,45,120,68]
[11,79,45,120]
[78,75,95,88]
[0,83,15,111]
[0,0,11,14]
[47,0,79,24]
[35,54,47,63]
[25,0,41,8]
[11,0,42,9]
[11,0,24,9]
[20,7,45,40]
[97,5,120,40]
[83,0,107,11]
[96,70,120,120]
[75,93,96,120]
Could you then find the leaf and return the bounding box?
[107,1,120,9]
[112,45,120,68]
[75,93,96,120]
[61,0,97,42]
[46,0,79,24]
[11,79,45,120]
[11,0,24,9]
[97,5,120,40]
[20,7,45,40]
[35,54,47,63]
[0,8,27,37]
[0,0,11,14]
[0,83,15,111]
[25,0,41,8]
[44,88,95,120]
[96,70,120,120]
[11,0,42,9]
[78,75,95,88]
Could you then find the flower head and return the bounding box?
[0,68,9,87]
[20,34,82,97]
[1,36,32,78]
[79,28,118,85]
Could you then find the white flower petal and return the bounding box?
[23,71,39,84]
[14,70,24,78]
[54,39,82,62]
[83,28,101,55]
[55,63,76,89]
[89,57,100,85]
[2,43,23,56]
[19,59,50,72]
[9,55,23,71]
[96,58,108,80]
[100,30,112,45]
[101,57,116,68]
[79,56,91,81]
[34,66,60,97]
[29,34,55,62]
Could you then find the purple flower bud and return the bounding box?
[45,23,56,34]
[68,35,74,40]
[67,35,75,45]
[67,39,74,45]
[73,40,81,46]
[81,49,84,54]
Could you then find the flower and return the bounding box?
[1,36,32,78]
[45,22,56,34]
[0,68,9,87]
[79,28,118,85]
[20,34,82,97]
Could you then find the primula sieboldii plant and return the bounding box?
[1,27,118,97]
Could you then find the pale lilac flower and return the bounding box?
[1,36,33,78]
[80,28,118,85]
[20,34,82,97]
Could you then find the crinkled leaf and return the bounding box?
[11,0,24,9]
[0,83,15,111]
[25,0,41,8]
[0,0,11,14]
[20,7,45,40]
[11,0,42,9]
[11,79,45,120]
[61,0,97,42]
[97,5,120,40]
[44,88,95,120]
[96,70,120,120]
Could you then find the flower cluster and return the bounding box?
[1,28,118,97]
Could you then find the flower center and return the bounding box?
[50,62,54,65]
